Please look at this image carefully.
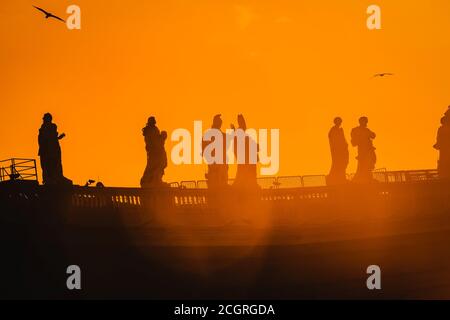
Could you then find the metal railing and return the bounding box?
[170,169,439,189]
[0,157,438,190]
[0,158,38,182]
[0,167,443,212]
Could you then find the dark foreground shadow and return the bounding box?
[2,181,450,299]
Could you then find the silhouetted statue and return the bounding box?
[434,111,450,179]
[155,131,168,185]
[38,113,71,185]
[351,116,377,183]
[231,114,259,189]
[202,114,229,189]
[140,117,168,187]
[326,117,349,185]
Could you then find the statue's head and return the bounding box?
[237,114,247,130]
[359,116,368,127]
[147,116,156,126]
[333,117,342,127]
[212,114,222,129]
[43,113,52,123]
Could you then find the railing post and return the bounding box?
[33,159,38,183]
[11,158,15,180]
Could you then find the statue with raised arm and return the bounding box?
[232,114,259,189]
[38,113,71,185]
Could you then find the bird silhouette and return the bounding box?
[33,5,65,23]
[373,73,394,78]
[84,179,96,187]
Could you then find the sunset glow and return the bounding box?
[1,0,449,186]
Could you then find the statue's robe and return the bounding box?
[327,126,349,185]
[351,126,376,182]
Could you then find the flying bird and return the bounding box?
[33,5,65,23]
[373,73,394,78]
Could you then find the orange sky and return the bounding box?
[1,0,449,186]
